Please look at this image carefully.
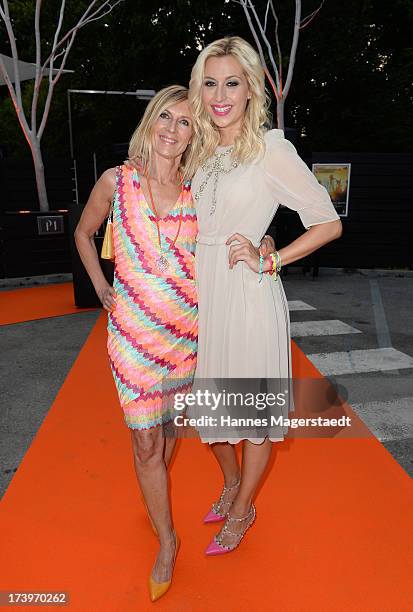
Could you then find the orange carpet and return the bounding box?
[0,313,412,611]
[0,283,97,326]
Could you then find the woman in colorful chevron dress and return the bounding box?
[74,86,199,602]
[187,37,342,556]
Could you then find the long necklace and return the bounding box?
[194,147,239,215]
[145,168,184,272]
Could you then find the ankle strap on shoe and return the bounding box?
[222,478,241,493]
[226,504,255,524]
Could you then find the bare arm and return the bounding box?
[74,168,117,311]
[228,131,344,272]
[259,219,342,265]
[227,220,342,272]
[277,219,342,267]
[259,131,343,267]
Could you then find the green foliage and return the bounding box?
[0,0,412,159]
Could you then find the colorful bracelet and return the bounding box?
[265,251,282,281]
[266,253,276,276]
[258,254,264,283]
[275,250,282,274]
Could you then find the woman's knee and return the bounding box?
[131,428,163,467]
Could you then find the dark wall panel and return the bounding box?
[1,152,412,277]
[269,152,413,271]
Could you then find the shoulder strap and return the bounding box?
[114,164,122,189]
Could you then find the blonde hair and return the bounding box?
[128,85,198,181]
[188,36,271,166]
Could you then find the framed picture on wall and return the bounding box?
[312,163,351,217]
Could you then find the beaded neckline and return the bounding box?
[215,144,234,152]
[194,146,239,215]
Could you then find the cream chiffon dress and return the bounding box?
[191,129,340,444]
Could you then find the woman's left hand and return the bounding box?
[260,234,275,257]
[227,233,262,272]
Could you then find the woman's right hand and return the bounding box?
[96,284,117,312]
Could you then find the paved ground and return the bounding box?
[0,268,412,498]
[282,268,413,476]
[0,309,101,496]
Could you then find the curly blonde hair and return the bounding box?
[128,85,199,181]
[188,36,271,166]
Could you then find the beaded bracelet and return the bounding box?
[265,253,275,276]
[271,253,277,275]
[258,254,264,283]
[265,251,282,281]
[275,250,282,274]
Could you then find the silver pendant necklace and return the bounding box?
[156,254,169,272]
[194,147,239,215]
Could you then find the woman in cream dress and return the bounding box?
[188,37,342,555]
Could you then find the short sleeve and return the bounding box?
[263,129,340,229]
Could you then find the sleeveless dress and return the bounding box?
[191,129,340,444]
[107,165,198,429]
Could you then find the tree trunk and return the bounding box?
[29,139,49,211]
[276,97,285,130]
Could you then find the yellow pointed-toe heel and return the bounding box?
[148,532,180,602]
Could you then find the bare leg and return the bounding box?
[164,436,176,467]
[205,442,241,513]
[210,441,241,487]
[234,438,272,514]
[215,438,272,548]
[163,420,177,468]
[131,426,176,583]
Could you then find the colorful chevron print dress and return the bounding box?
[107,165,198,429]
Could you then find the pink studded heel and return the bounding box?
[203,478,241,523]
[205,504,256,556]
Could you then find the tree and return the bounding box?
[232,0,325,129]
[0,0,123,211]
[0,1,411,161]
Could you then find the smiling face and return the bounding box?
[202,55,250,144]
[151,99,193,162]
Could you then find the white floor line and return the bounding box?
[287,300,316,311]
[291,320,362,337]
[350,397,413,441]
[307,347,413,376]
